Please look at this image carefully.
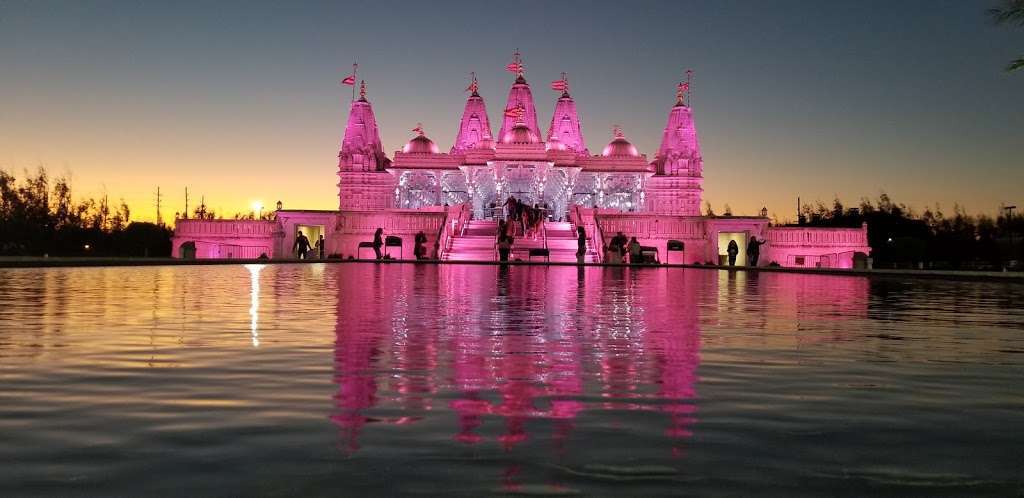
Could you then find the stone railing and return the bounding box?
[173,219,276,237]
[335,209,447,234]
[766,223,869,247]
[595,213,705,239]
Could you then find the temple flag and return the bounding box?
[550,79,567,91]
[341,75,356,86]
[504,105,524,118]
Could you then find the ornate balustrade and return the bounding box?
[173,219,277,237]
[335,209,448,234]
[595,213,706,239]
[766,224,869,247]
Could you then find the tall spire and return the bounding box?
[452,73,494,153]
[653,77,702,177]
[498,51,541,142]
[546,72,588,154]
[338,80,389,172]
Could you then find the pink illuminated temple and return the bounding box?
[172,55,871,268]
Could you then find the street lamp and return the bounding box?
[276,200,283,211]
[1005,205,1017,270]
[760,206,768,218]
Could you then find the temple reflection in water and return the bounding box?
[317,264,868,476]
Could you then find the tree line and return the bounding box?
[0,167,172,257]
[793,194,1022,270]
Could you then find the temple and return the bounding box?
[172,54,870,268]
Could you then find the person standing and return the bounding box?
[372,228,384,260]
[576,226,587,264]
[414,231,428,260]
[293,231,312,259]
[627,237,642,264]
[727,239,739,266]
[316,234,326,259]
[497,234,512,262]
[747,236,766,267]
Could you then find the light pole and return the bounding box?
[1005,205,1017,270]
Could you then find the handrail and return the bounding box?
[571,205,605,263]
[542,219,548,252]
[436,203,470,260]
[435,206,451,259]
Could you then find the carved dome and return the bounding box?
[602,135,639,157]
[403,134,439,154]
[502,123,539,144]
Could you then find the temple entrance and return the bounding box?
[717,232,747,266]
[296,225,324,257]
[468,163,572,221]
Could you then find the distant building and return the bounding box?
[173,55,870,268]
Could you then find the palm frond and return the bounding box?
[988,0,1024,26]
[1007,57,1024,71]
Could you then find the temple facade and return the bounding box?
[172,56,870,268]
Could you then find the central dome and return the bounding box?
[502,123,539,144]
[403,134,439,154]
[602,137,638,157]
[602,131,640,157]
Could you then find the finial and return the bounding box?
[359,80,366,100]
[413,122,424,136]
[466,71,479,95]
[685,68,693,106]
[550,72,570,95]
[506,48,525,81]
[613,124,624,138]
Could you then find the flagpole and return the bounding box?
[685,69,692,107]
[352,62,358,102]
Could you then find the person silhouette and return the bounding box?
[372,228,384,260]
[747,236,766,267]
[727,239,739,266]
[293,231,312,259]
[316,234,326,259]
[576,226,587,264]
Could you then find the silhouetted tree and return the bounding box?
[989,0,1024,71]
[0,167,172,256]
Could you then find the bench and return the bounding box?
[528,248,550,262]
[357,241,376,259]
[385,235,403,259]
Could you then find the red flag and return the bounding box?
[550,79,567,91]
[341,75,356,86]
[505,62,522,73]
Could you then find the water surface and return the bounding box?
[1,264,1022,496]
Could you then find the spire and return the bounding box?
[546,74,588,154]
[452,73,494,153]
[653,78,702,177]
[498,51,541,143]
[338,83,389,172]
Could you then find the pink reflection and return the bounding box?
[327,265,868,464]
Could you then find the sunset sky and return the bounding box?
[1,0,1021,222]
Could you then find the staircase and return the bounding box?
[443,220,597,263]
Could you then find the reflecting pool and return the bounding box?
[0,264,1022,496]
